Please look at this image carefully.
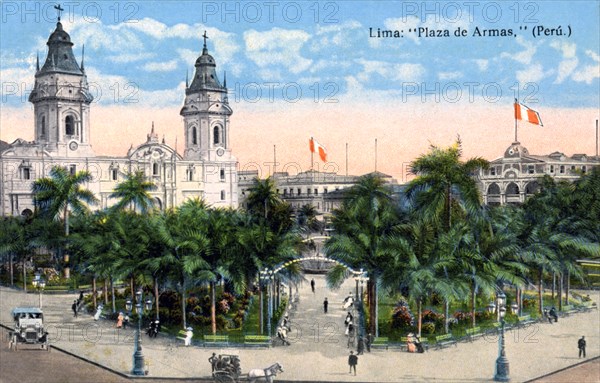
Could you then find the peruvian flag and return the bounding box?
[309,137,327,162]
[514,99,543,126]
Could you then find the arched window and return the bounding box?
[153,163,159,176]
[40,116,46,137]
[192,127,198,145]
[65,115,74,135]
[525,181,539,195]
[487,183,501,195]
[213,126,221,145]
[505,182,520,195]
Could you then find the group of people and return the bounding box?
[544,306,559,323]
[115,312,129,328]
[209,353,241,376]
[146,320,161,338]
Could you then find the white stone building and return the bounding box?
[478,141,600,205]
[0,21,238,216]
[238,169,399,213]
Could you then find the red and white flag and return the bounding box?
[514,99,543,126]
[309,137,327,162]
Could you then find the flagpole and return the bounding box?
[273,145,277,176]
[345,142,348,177]
[514,98,518,143]
[375,138,378,172]
[596,119,598,157]
[310,138,314,172]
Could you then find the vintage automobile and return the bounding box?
[9,307,49,351]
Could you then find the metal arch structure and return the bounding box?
[269,256,364,276]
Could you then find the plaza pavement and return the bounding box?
[1,276,599,382]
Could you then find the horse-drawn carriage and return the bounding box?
[211,354,283,383]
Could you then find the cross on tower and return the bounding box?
[54,4,64,21]
[202,31,209,48]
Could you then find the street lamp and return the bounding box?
[259,269,273,337]
[494,291,510,382]
[510,302,519,315]
[32,273,46,308]
[127,289,153,376]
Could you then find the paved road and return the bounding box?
[1,279,599,382]
[0,326,130,383]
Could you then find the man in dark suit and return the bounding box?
[578,336,586,358]
[348,351,358,375]
[323,297,328,313]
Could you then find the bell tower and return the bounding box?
[180,32,232,161]
[28,13,94,157]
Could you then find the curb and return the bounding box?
[523,355,600,383]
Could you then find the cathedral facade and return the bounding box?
[0,21,238,216]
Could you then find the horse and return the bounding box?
[247,362,284,383]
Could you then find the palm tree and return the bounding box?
[109,170,157,213]
[32,165,97,278]
[325,173,401,336]
[406,138,488,231]
[155,199,210,329]
[202,208,237,335]
[0,217,32,289]
[297,204,320,238]
[406,139,488,329]
[245,177,282,221]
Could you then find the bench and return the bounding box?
[244,335,271,347]
[433,334,457,349]
[517,315,535,328]
[203,335,229,347]
[399,336,429,352]
[465,327,483,342]
[580,301,598,312]
[176,329,190,345]
[371,337,389,350]
[561,305,578,317]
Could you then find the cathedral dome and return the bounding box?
[38,21,83,76]
[187,35,225,94]
[195,50,216,67]
[47,22,72,45]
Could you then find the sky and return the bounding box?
[1,0,599,181]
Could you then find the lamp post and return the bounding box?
[494,291,510,382]
[126,289,153,376]
[32,273,46,308]
[259,269,273,337]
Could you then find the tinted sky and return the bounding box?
[1,1,599,179]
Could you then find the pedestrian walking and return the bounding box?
[323,297,328,314]
[365,332,373,352]
[348,350,358,375]
[578,336,586,358]
[116,312,124,328]
[71,300,78,317]
[344,312,353,326]
[311,279,315,293]
[357,336,365,355]
[209,353,217,372]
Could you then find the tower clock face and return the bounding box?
[69,141,78,151]
[216,148,225,157]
